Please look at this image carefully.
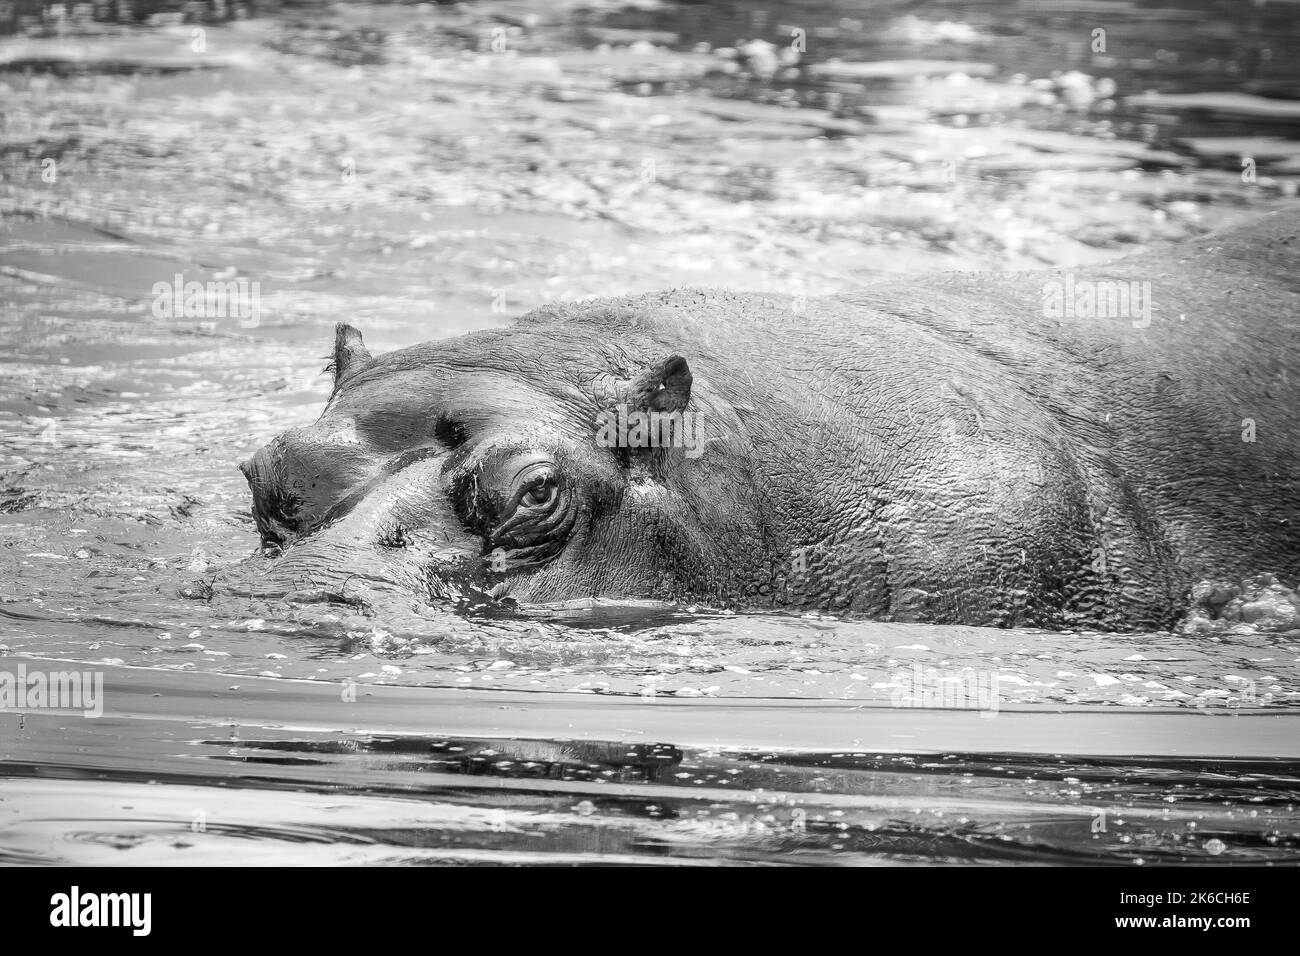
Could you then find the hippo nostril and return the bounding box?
[434,414,468,449]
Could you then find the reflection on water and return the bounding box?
[2,0,1300,863]
[2,655,1299,865]
[3,727,1298,865]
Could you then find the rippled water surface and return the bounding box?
[2,0,1300,864]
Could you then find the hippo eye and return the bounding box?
[484,460,576,569]
[521,476,557,508]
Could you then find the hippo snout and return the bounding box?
[228,445,496,606]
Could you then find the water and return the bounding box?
[3,665,1298,865]
[2,0,1299,865]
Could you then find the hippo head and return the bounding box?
[234,311,765,612]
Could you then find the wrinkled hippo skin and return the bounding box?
[238,211,1300,631]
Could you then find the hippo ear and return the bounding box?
[625,354,692,413]
[597,355,696,465]
[328,323,373,384]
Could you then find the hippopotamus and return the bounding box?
[236,211,1299,631]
